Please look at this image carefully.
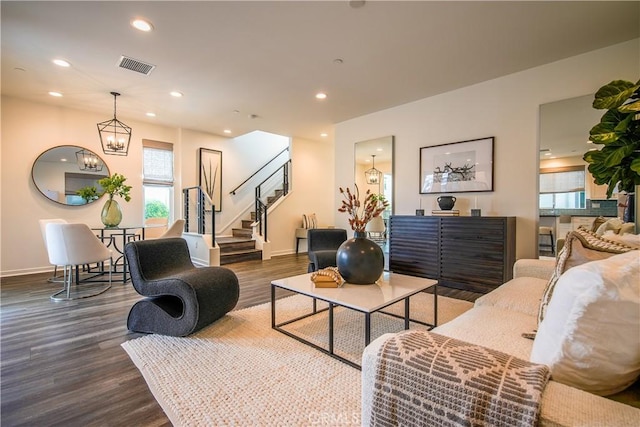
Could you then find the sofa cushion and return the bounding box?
[475,276,547,317]
[537,228,637,325]
[433,305,535,360]
[530,251,640,396]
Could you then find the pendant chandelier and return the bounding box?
[97,91,131,156]
[365,154,382,185]
[75,149,103,172]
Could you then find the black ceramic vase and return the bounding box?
[336,231,384,285]
[437,195,456,210]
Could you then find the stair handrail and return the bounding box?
[229,147,289,195]
[182,186,216,246]
[255,197,268,241]
[253,159,291,242]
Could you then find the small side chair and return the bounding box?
[124,238,239,336]
[307,228,347,273]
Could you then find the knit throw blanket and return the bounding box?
[369,331,550,427]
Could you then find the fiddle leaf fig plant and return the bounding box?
[583,79,640,198]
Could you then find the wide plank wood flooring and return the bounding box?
[1,253,480,426]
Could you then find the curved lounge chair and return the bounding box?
[124,237,239,336]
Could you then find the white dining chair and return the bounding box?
[158,219,185,238]
[39,218,68,283]
[45,223,113,301]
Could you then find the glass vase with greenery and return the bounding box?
[97,173,132,227]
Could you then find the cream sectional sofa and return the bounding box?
[362,256,640,426]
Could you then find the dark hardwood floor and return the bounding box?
[0,254,480,426]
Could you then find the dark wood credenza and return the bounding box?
[389,215,516,294]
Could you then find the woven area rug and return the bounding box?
[122,292,473,426]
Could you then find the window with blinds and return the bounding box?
[143,140,174,224]
[539,166,586,209]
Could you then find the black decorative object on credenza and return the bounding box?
[336,231,384,285]
[437,195,456,210]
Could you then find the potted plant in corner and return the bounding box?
[583,79,640,223]
[98,173,132,227]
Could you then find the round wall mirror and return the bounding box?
[32,145,110,206]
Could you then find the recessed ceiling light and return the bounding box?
[48,91,63,97]
[53,59,70,67]
[315,92,327,100]
[131,18,154,32]
[544,152,552,156]
[376,147,383,152]
[146,112,156,117]
[223,129,232,134]
[320,133,328,137]
[170,91,183,98]
[60,158,68,162]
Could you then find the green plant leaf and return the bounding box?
[613,112,634,133]
[631,157,640,174]
[589,109,627,143]
[593,80,639,110]
[603,145,634,167]
[618,99,640,113]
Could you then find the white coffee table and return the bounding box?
[271,271,438,368]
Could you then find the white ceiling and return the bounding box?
[2,1,638,142]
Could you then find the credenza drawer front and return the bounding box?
[440,218,507,242]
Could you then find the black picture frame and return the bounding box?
[420,137,494,194]
[198,148,222,212]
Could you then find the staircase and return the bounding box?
[218,189,285,265]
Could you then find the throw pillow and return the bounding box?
[620,222,636,235]
[602,231,640,249]
[302,213,318,229]
[530,251,640,396]
[536,227,636,325]
[595,217,624,236]
[590,216,607,232]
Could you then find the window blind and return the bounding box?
[539,166,585,194]
[143,139,173,185]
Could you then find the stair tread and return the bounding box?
[220,248,262,255]
[217,236,253,244]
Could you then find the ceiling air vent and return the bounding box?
[117,56,156,76]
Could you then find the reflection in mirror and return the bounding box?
[354,136,394,216]
[32,145,110,206]
[537,94,620,257]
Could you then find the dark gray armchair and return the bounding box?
[124,238,239,336]
[307,228,347,273]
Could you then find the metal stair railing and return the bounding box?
[229,147,289,195]
[182,186,216,246]
[254,160,291,241]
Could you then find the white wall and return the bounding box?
[1,97,335,276]
[269,136,335,256]
[334,39,640,260]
